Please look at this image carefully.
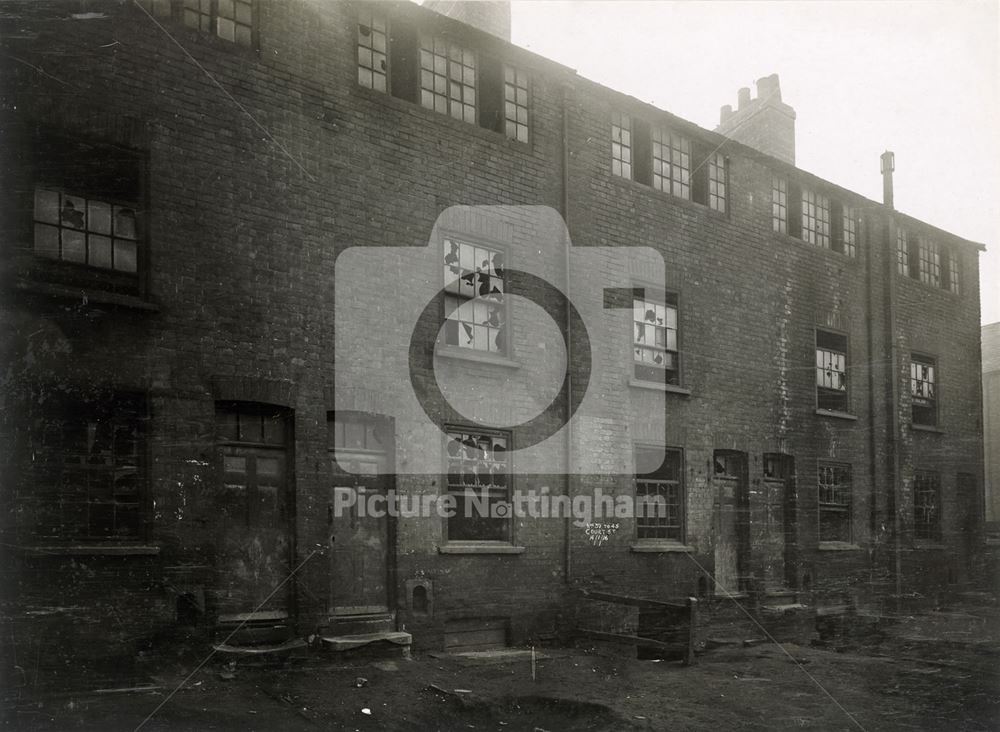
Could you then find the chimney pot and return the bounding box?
[737,87,751,110]
[756,74,781,102]
[881,150,895,209]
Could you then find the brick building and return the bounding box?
[0,0,987,669]
[984,322,1000,524]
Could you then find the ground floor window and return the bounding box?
[634,446,684,541]
[24,389,146,541]
[818,462,852,542]
[913,471,941,541]
[445,428,510,542]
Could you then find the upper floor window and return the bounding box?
[34,189,138,274]
[357,8,388,92]
[611,111,632,179]
[816,329,849,413]
[446,429,510,542]
[25,389,146,542]
[708,153,727,213]
[918,237,941,287]
[443,238,506,354]
[913,471,941,541]
[801,189,831,248]
[840,206,857,258]
[634,446,684,542]
[420,34,476,123]
[503,66,529,143]
[652,128,690,199]
[910,354,937,427]
[945,248,961,294]
[772,177,787,233]
[184,0,253,46]
[896,228,909,275]
[633,290,679,385]
[818,462,852,543]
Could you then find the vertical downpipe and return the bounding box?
[561,83,573,584]
[881,151,904,606]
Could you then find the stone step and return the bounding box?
[321,631,412,660]
[328,612,395,636]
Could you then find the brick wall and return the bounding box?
[0,0,985,666]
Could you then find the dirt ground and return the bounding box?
[4,605,1000,731]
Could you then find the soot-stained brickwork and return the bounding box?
[0,0,987,668]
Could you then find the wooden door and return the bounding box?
[329,413,393,617]
[714,451,749,595]
[214,403,293,623]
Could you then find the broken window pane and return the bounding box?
[633,290,679,385]
[910,354,937,426]
[815,330,849,412]
[442,239,506,354]
[357,8,388,92]
[446,429,510,541]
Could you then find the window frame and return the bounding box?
[913,470,942,542]
[815,328,850,414]
[443,425,513,544]
[708,152,728,214]
[502,65,529,143]
[611,111,633,180]
[356,6,389,93]
[910,353,938,428]
[817,461,852,544]
[801,188,831,248]
[651,127,691,200]
[917,236,942,287]
[440,235,510,357]
[633,445,685,544]
[139,0,258,49]
[772,176,788,234]
[418,32,478,124]
[24,389,149,544]
[631,286,680,387]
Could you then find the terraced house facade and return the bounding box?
[0,0,986,668]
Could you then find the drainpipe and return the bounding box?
[561,82,573,585]
[881,150,904,607]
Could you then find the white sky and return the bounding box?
[506,0,999,326]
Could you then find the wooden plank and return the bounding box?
[575,588,687,609]
[577,629,676,651]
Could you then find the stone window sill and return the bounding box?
[629,542,695,553]
[628,379,691,396]
[814,409,858,421]
[435,346,521,370]
[911,424,944,434]
[21,545,161,557]
[17,279,158,312]
[817,541,862,552]
[438,543,526,555]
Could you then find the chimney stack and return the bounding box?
[881,151,895,209]
[715,74,796,165]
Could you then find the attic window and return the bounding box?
[420,34,476,123]
[772,177,787,233]
[652,128,690,199]
[611,111,632,179]
[182,0,254,47]
[503,66,529,143]
[357,8,388,92]
[801,189,831,248]
[708,153,727,213]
